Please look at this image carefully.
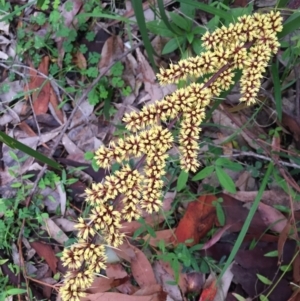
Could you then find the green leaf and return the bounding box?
[192,39,204,54]
[232,293,246,301]
[278,12,300,39]
[169,12,190,31]
[6,288,27,295]
[215,202,225,226]
[147,20,175,37]
[84,151,94,160]
[264,250,278,257]
[257,274,272,285]
[180,4,194,31]
[215,157,244,171]
[0,131,61,170]
[9,150,19,161]
[177,170,188,191]
[162,37,184,54]
[11,182,22,188]
[215,166,236,193]
[192,165,215,181]
[176,0,231,21]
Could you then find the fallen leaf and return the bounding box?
[153,260,185,300]
[25,56,51,115]
[199,274,217,301]
[41,218,69,244]
[174,195,217,246]
[30,241,57,274]
[117,242,157,288]
[258,202,288,233]
[49,86,65,125]
[86,291,166,301]
[106,263,137,295]
[143,229,175,247]
[86,275,130,294]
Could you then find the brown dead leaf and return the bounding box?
[258,202,288,234]
[86,291,166,301]
[117,242,157,288]
[293,251,300,285]
[136,48,163,103]
[106,263,137,295]
[153,259,188,297]
[73,51,87,69]
[143,229,175,248]
[86,276,130,294]
[49,86,65,125]
[99,35,124,69]
[30,241,57,274]
[278,219,292,263]
[174,195,217,246]
[25,56,50,115]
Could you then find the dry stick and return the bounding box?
[221,150,300,169]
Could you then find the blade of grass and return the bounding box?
[0,131,61,170]
[218,162,274,280]
[176,0,231,21]
[131,0,158,72]
[271,61,282,122]
[0,1,35,22]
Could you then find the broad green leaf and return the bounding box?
[177,170,188,191]
[163,37,185,54]
[6,288,27,295]
[232,293,246,301]
[215,166,236,193]
[147,20,175,37]
[169,12,190,31]
[259,295,269,301]
[278,12,300,39]
[215,202,225,226]
[176,0,231,21]
[264,250,278,257]
[192,165,215,181]
[256,274,272,285]
[215,157,244,171]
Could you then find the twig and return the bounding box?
[217,150,300,169]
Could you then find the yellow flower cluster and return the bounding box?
[157,11,282,105]
[60,11,282,301]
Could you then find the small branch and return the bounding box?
[217,150,300,169]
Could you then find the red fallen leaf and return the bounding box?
[25,56,50,115]
[199,277,217,301]
[174,195,217,246]
[30,241,57,274]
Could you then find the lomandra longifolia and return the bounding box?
[60,11,282,301]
